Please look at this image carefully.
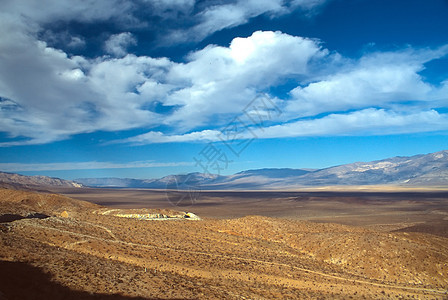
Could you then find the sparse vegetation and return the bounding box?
[0,188,447,299]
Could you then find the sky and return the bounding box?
[0,0,448,180]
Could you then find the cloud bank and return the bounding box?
[0,0,447,147]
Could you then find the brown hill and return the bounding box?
[0,188,97,217]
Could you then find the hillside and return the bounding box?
[0,171,82,190]
[0,188,447,299]
[0,188,97,217]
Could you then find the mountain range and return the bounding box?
[74,150,448,189]
[0,150,447,190]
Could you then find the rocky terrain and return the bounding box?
[1,188,447,299]
[76,150,448,189]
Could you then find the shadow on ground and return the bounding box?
[393,220,448,238]
[0,261,182,300]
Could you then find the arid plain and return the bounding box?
[1,187,448,299]
[57,187,448,230]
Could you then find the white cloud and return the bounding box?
[0,34,96,144]
[286,47,448,118]
[0,0,330,147]
[123,130,222,145]
[189,0,285,40]
[164,31,326,129]
[104,32,137,57]
[0,0,329,47]
[123,109,448,144]
[0,36,164,145]
[1,27,448,146]
[260,109,448,138]
[166,0,329,43]
[0,160,193,172]
[0,0,447,147]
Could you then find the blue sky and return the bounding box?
[0,0,448,180]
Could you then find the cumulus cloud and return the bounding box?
[1,27,448,146]
[1,0,329,46]
[0,0,329,48]
[104,33,137,57]
[285,47,448,118]
[0,35,96,144]
[0,35,162,145]
[164,31,327,129]
[0,0,447,147]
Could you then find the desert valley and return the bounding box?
[1,151,448,299]
[2,1,448,298]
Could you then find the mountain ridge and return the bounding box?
[0,171,82,190]
[0,150,446,190]
[75,150,448,189]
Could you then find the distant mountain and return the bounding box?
[0,171,82,189]
[235,168,312,178]
[3,150,445,191]
[293,150,448,186]
[76,172,225,189]
[73,177,148,188]
[200,168,313,189]
[76,150,448,189]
